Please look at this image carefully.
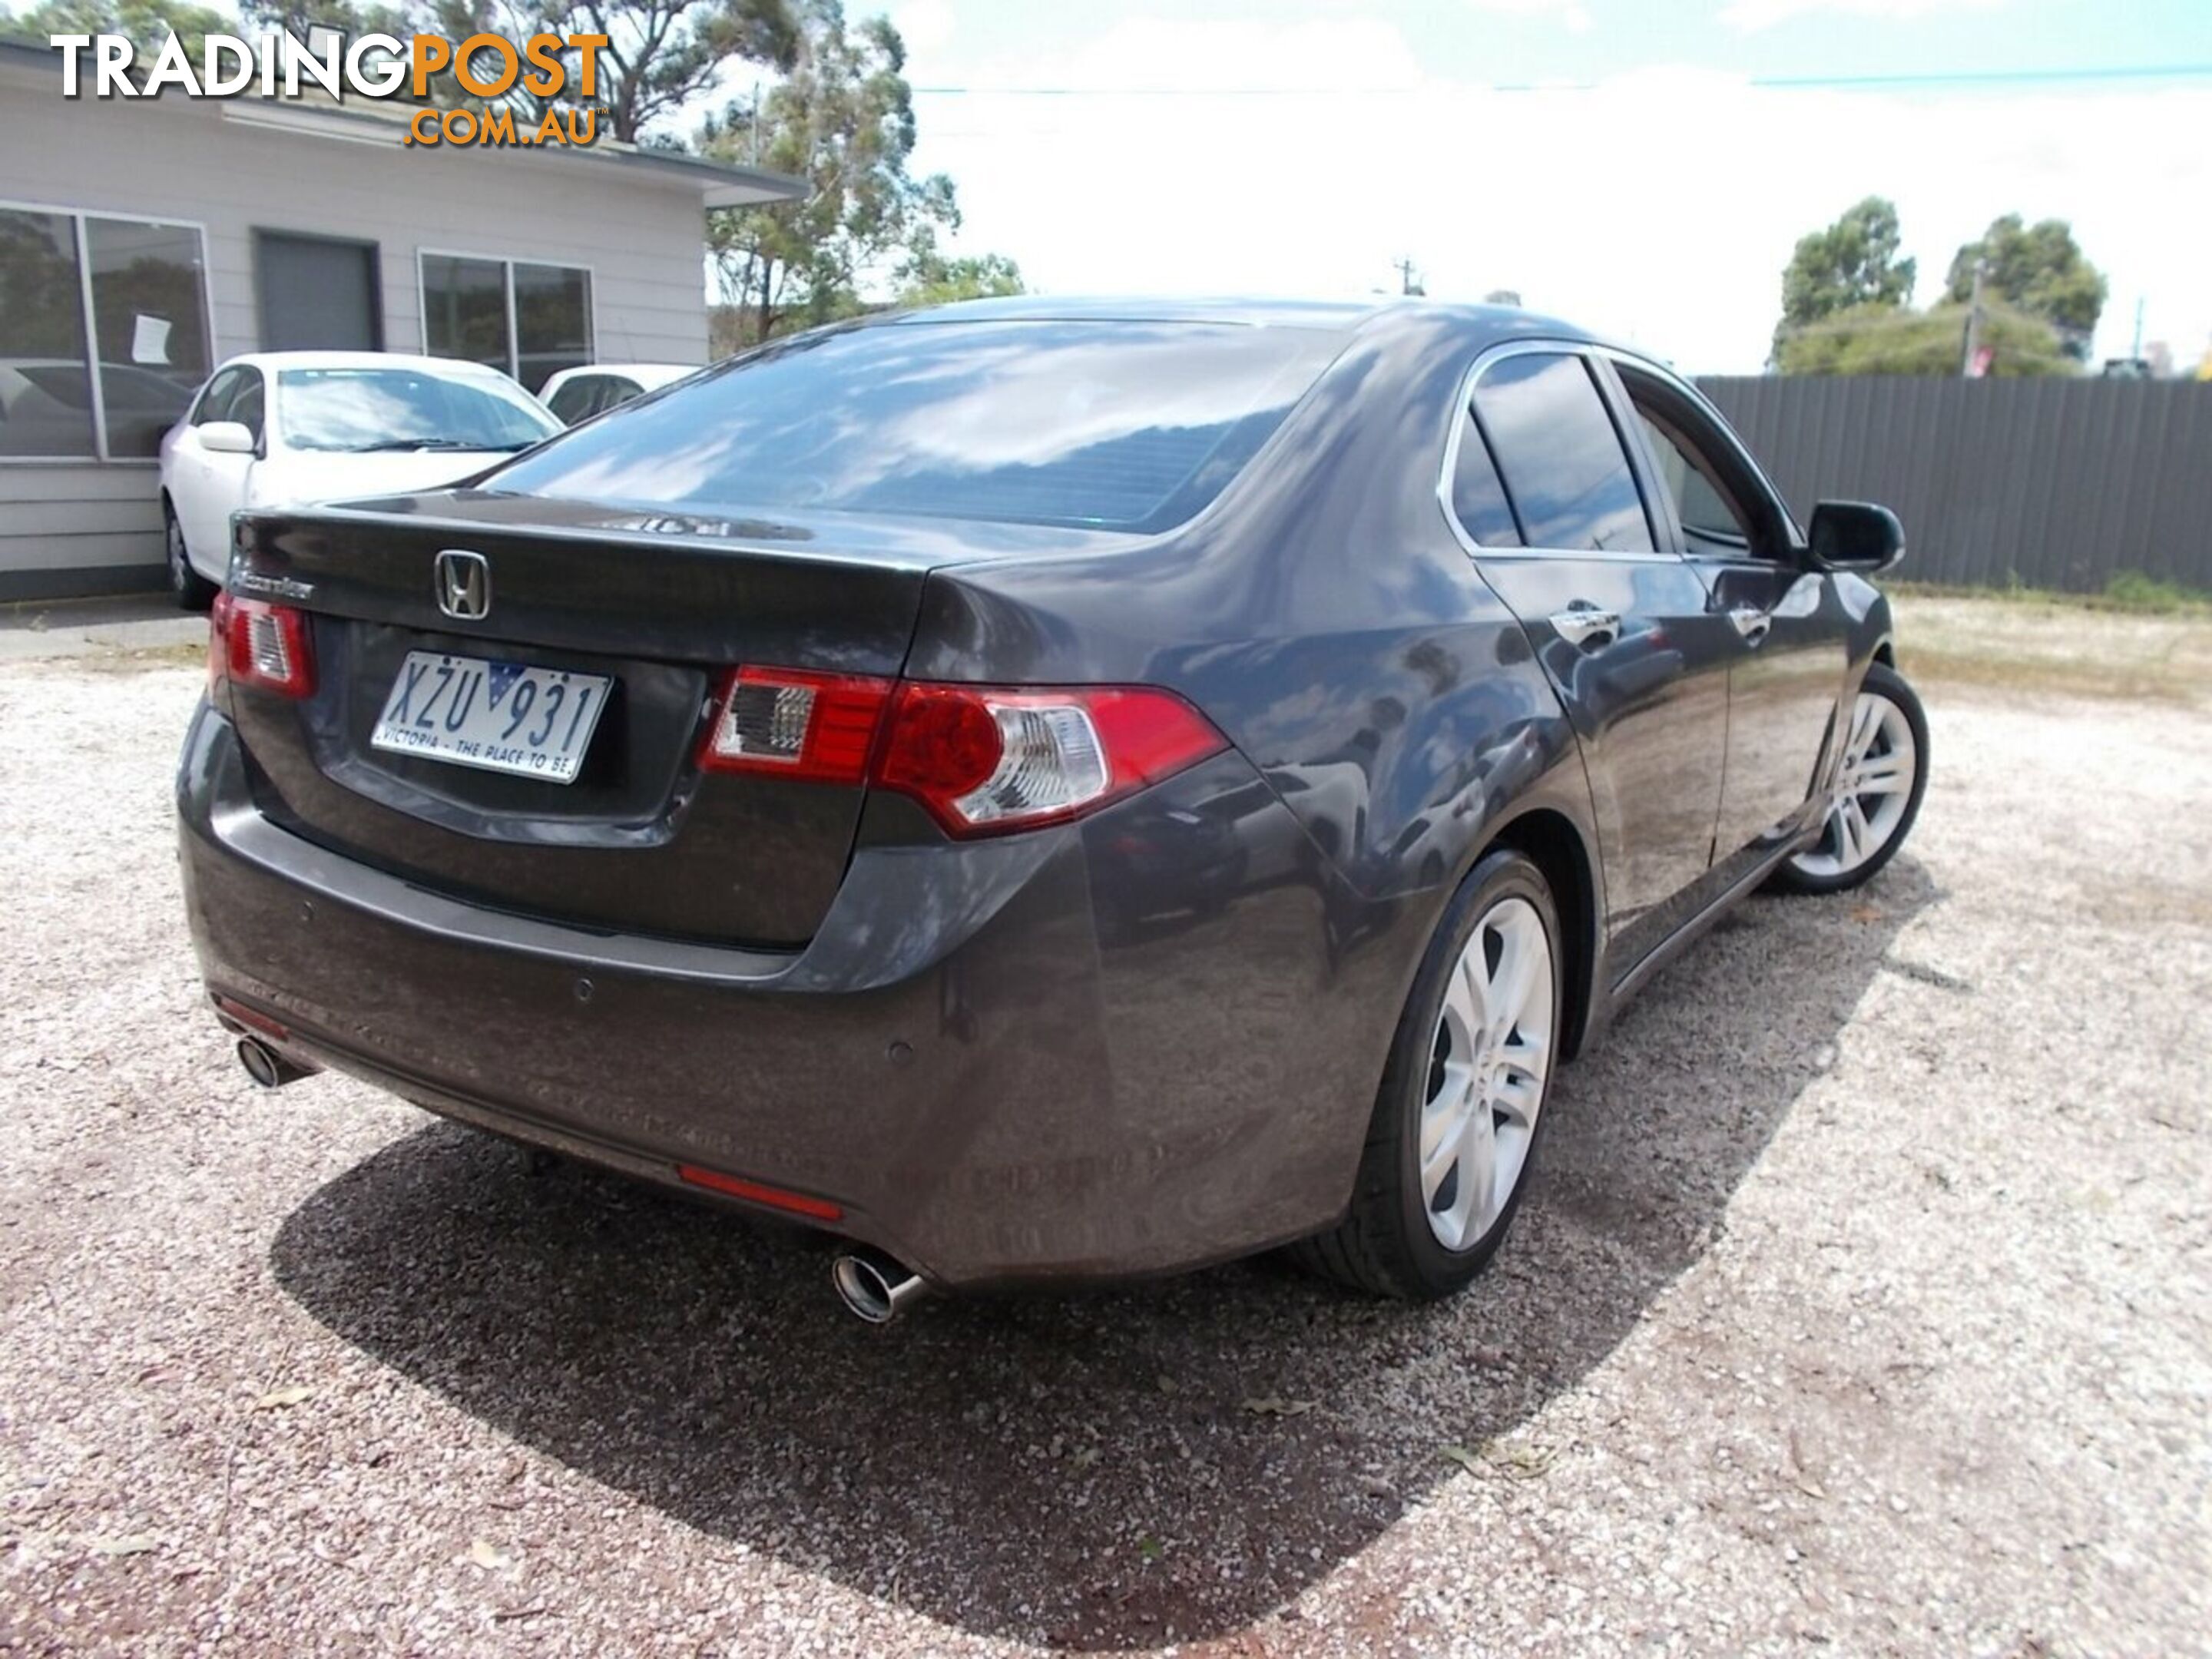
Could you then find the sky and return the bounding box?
[880,0,2212,373]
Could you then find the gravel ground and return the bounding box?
[2,630,2208,1657]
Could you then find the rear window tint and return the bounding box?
[1472,353,1654,555]
[1449,414,1522,547]
[486,320,1346,532]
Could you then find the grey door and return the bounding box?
[1449,346,1733,974]
[256,232,381,352]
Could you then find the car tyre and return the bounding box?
[1769,661,1929,896]
[166,502,217,613]
[1293,847,1562,1300]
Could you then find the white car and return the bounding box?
[538,362,700,425]
[159,351,561,608]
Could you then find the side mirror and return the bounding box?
[1806,500,1904,575]
[198,420,257,456]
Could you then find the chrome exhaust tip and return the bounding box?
[235,1035,309,1089]
[831,1247,930,1324]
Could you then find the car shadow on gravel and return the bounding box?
[270,859,1940,1650]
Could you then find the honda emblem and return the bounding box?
[435,549,492,621]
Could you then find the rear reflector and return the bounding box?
[677,1164,846,1221]
[213,594,315,699]
[211,993,289,1040]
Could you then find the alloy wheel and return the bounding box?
[1421,895,1554,1251]
[1790,690,1917,881]
[167,515,189,593]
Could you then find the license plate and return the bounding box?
[370,651,612,784]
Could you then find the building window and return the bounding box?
[420,251,592,395]
[0,203,211,461]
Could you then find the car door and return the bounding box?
[1449,345,1734,972]
[1611,361,1846,869]
[170,366,243,569]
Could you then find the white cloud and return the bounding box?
[909,18,2212,373]
[891,0,958,58]
[1469,0,1595,34]
[1717,0,2004,33]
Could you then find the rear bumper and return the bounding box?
[179,700,1412,1288]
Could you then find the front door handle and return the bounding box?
[1550,606,1621,649]
[1728,605,1772,646]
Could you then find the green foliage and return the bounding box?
[1945,214,2106,359]
[1775,297,2078,377]
[700,0,963,347]
[2,0,233,58]
[407,0,800,144]
[2102,571,2212,614]
[893,248,1023,310]
[1775,197,1917,358]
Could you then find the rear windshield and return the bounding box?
[484,319,1346,532]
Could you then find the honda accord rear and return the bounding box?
[184,298,1880,1306]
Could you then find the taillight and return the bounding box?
[698,670,1230,837]
[697,667,893,783]
[877,684,1223,835]
[213,594,314,699]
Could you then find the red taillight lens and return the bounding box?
[875,683,1227,836]
[697,667,893,783]
[696,667,1228,836]
[215,595,314,699]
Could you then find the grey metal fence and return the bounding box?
[1696,376,2212,593]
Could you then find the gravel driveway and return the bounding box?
[2,631,2207,1656]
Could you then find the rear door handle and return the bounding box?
[1549,607,1621,649]
[1728,605,1772,646]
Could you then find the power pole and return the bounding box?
[2131,296,2146,359]
[1393,257,1425,297]
[1961,258,1987,377]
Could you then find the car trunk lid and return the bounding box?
[221,495,942,949]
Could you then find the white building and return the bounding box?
[0,38,802,600]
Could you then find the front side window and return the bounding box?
[1472,352,1654,554]
[192,366,242,426]
[0,206,208,460]
[422,253,592,394]
[228,369,266,442]
[487,319,1346,533]
[1637,414,1750,548]
[276,366,558,453]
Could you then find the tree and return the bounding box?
[893,247,1023,310]
[1774,298,2077,377]
[700,0,959,346]
[1945,214,2106,360]
[2,0,232,58]
[1773,196,1917,359]
[402,1,800,143]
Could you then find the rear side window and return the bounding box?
[1472,353,1654,554]
[1449,415,1522,547]
[487,320,1347,533]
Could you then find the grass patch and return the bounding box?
[1891,589,2212,708]
[1889,571,2212,617]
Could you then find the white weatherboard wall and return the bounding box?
[0,78,715,598]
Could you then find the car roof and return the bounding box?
[219,350,523,378]
[869,294,1601,346]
